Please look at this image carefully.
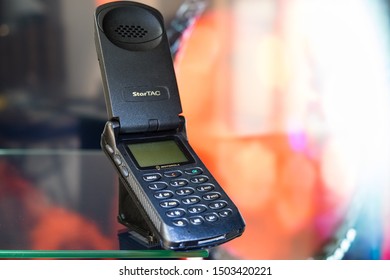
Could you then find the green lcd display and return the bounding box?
[127,139,191,168]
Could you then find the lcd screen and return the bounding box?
[127,139,191,168]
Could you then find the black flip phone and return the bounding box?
[94,1,245,250]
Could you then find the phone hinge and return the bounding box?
[118,116,183,134]
[148,119,159,132]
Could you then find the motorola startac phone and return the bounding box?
[94,1,245,250]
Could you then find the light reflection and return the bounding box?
[175,0,390,259]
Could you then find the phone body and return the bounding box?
[94,1,245,250]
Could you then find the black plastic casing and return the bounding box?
[95,1,182,133]
[94,1,245,251]
[101,121,245,250]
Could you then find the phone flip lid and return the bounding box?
[94,1,183,133]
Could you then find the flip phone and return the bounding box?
[94,1,245,250]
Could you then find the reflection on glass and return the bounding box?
[174,0,390,259]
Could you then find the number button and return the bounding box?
[184,168,203,175]
[148,182,168,191]
[170,179,188,187]
[189,217,204,225]
[204,213,219,223]
[163,171,182,178]
[181,197,200,205]
[188,205,207,214]
[175,188,194,196]
[190,176,208,184]
[143,173,161,182]
[209,201,227,210]
[172,219,187,227]
[218,209,233,218]
[196,184,214,192]
[154,191,173,199]
[160,200,179,208]
[166,209,186,218]
[202,193,221,201]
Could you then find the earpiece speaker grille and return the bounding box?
[114,25,148,38]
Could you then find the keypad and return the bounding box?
[145,166,230,227]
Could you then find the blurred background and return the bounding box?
[0,0,390,259]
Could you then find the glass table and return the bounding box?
[0,149,386,259]
[0,149,207,259]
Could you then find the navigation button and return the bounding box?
[184,168,203,175]
[143,173,161,182]
[163,171,182,178]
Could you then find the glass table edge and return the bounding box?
[0,250,209,259]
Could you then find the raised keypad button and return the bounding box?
[154,191,173,199]
[189,216,204,225]
[184,168,203,175]
[119,166,129,178]
[143,173,161,182]
[204,213,219,223]
[160,200,179,208]
[166,209,186,218]
[175,188,194,196]
[148,182,168,191]
[163,170,182,178]
[209,201,227,210]
[181,197,200,205]
[105,144,115,155]
[170,179,188,187]
[190,175,208,184]
[218,209,233,218]
[196,184,214,192]
[188,205,207,214]
[202,193,221,201]
[113,154,122,165]
[172,219,187,227]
